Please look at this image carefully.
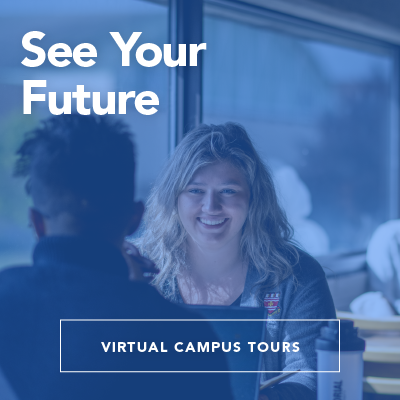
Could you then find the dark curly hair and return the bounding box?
[15,114,136,235]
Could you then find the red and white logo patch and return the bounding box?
[263,292,281,316]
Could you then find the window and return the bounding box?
[203,1,399,256]
[1,0,399,264]
[0,0,169,266]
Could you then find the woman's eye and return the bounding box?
[221,189,236,194]
[188,189,203,194]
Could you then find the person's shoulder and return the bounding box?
[0,264,34,292]
[281,247,336,318]
[0,265,37,316]
[288,247,327,284]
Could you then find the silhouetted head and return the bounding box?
[15,114,143,245]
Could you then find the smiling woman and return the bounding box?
[135,123,296,302]
[134,122,336,400]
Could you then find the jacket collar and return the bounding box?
[33,236,129,278]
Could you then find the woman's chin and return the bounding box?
[193,234,231,249]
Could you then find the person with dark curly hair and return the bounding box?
[0,114,232,400]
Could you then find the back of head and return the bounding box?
[15,114,136,239]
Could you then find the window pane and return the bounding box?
[203,10,397,256]
[0,0,169,267]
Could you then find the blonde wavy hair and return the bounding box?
[135,122,298,301]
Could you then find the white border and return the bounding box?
[60,319,340,373]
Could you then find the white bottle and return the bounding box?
[316,320,365,400]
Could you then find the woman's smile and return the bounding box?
[198,217,229,228]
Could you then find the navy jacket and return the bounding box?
[0,236,232,400]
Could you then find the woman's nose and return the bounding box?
[202,191,222,213]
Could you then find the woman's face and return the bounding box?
[178,161,250,250]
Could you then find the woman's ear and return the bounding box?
[126,201,144,236]
[29,207,47,239]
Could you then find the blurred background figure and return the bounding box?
[361,220,400,315]
[272,163,330,256]
[346,219,400,316]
